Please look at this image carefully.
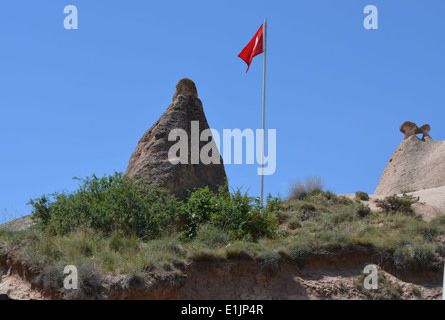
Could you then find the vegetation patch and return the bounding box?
[257,251,282,275]
[1,174,444,297]
[355,191,369,201]
[376,194,416,215]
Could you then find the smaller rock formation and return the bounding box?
[400,121,431,140]
[375,122,445,195]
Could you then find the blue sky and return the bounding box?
[1,0,444,221]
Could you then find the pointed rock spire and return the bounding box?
[125,78,228,200]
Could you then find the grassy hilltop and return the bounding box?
[1,173,444,299]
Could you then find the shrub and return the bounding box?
[355,191,369,201]
[392,241,436,271]
[385,281,403,300]
[410,284,422,298]
[355,203,372,218]
[29,172,182,240]
[30,173,280,243]
[257,251,282,274]
[181,186,279,241]
[179,186,218,238]
[287,245,311,268]
[287,216,301,230]
[265,194,285,221]
[376,195,416,215]
[33,264,64,291]
[295,202,317,221]
[338,196,354,206]
[124,272,146,289]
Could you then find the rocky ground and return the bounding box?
[342,185,445,222]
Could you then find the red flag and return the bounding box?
[238,24,264,72]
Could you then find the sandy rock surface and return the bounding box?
[375,135,445,195]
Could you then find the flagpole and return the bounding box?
[261,18,267,209]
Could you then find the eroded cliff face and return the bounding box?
[1,248,442,300]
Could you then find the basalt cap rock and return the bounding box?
[400,121,418,140]
[172,78,198,100]
[125,78,228,200]
[400,121,431,140]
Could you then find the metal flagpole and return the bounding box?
[261,18,267,209]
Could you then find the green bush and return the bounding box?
[29,172,182,240]
[385,281,404,300]
[265,194,285,221]
[29,172,279,242]
[392,241,436,272]
[295,202,317,221]
[355,191,369,201]
[287,245,311,268]
[34,264,64,291]
[337,196,354,206]
[410,284,422,298]
[376,195,416,215]
[257,251,282,274]
[355,203,372,218]
[287,216,301,230]
[181,186,279,241]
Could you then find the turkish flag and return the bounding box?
[238,24,263,72]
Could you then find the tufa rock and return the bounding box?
[125,78,228,200]
[375,122,445,195]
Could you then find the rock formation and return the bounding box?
[400,121,431,140]
[375,122,445,195]
[125,78,228,200]
[416,124,431,139]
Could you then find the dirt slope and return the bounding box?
[0,247,442,300]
